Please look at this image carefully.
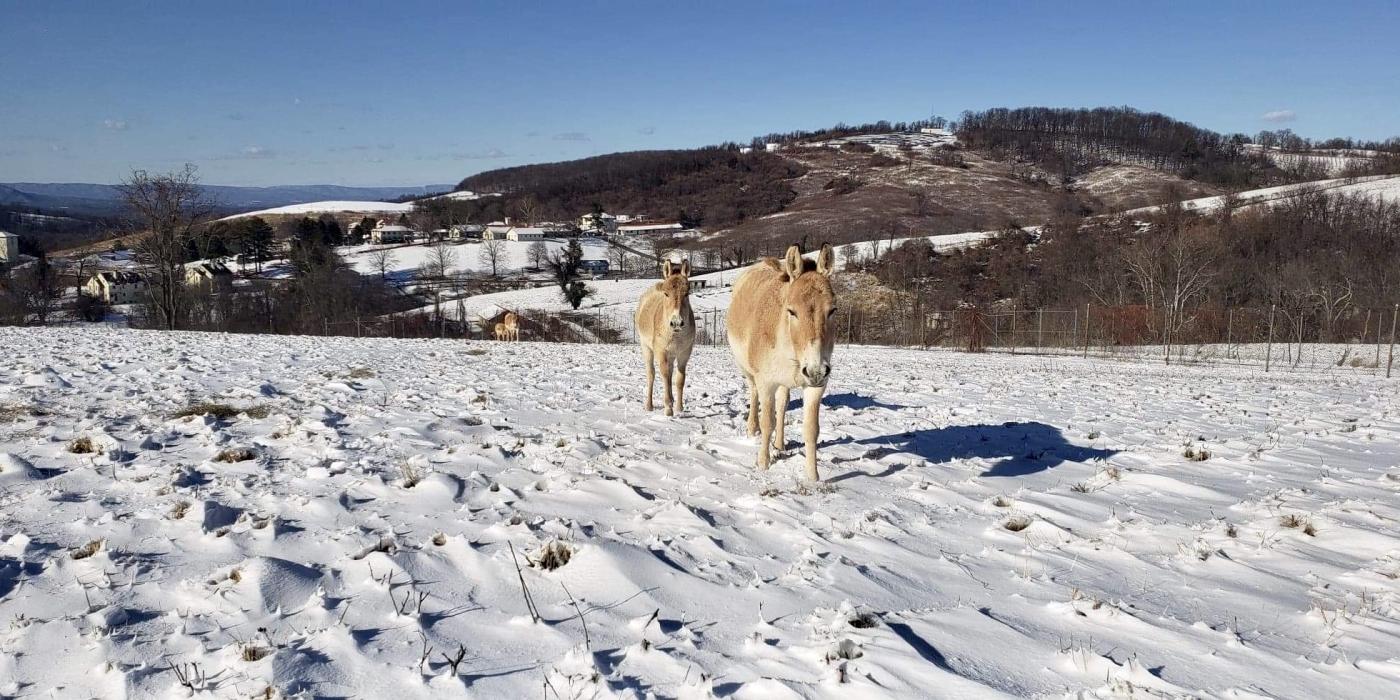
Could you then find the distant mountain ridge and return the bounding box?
[0,182,453,216]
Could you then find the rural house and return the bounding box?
[184,261,234,292]
[0,230,18,265]
[83,270,147,304]
[617,221,684,236]
[370,222,415,244]
[505,226,546,241]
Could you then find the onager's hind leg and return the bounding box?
[756,383,776,469]
[672,361,687,414]
[642,348,655,411]
[745,376,759,436]
[773,386,790,451]
[660,351,674,416]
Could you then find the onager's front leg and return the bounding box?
[802,386,823,480]
[672,362,687,414]
[773,386,790,451]
[756,384,775,469]
[660,351,674,416]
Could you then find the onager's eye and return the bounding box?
[827,307,837,317]
[786,309,797,318]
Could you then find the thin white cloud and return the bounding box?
[102,119,129,131]
[553,132,590,142]
[241,145,275,158]
[1261,110,1297,123]
[451,148,508,160]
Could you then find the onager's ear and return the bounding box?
[817,243,835,276]
[662,259,674,277]
[781,245,803,278]
[679,259,691,278]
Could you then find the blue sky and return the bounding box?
[2,0,1397,187]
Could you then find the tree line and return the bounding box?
[854,189,1400,345]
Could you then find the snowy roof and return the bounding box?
[618,221,683,231]
[93,270,144,284]
[508,227,546,236]
[373,224,415,232]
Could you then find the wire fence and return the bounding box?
[310,301,1400,377]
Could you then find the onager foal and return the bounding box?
[727,244,836,480]
[635,259,695,416]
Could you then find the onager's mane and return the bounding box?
[726,244,837,480]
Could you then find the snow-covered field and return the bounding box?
[321,239,609,283]
[219,201,416,222]
[1124,174,1400,216]
[3,327,1400,698]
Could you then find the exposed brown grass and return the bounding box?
[70,539,103,560]
[532,540,574,571]
[173,402,270,420]
[68,436,96,454]
[213,447,257,463]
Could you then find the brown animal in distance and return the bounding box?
[726,244,837,479]
[635,259,696,416]
[502,311,520,341]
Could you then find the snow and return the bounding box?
[339,239,609,282]
[219,200,416,221]
[1124,174,1400,216]
[3,327,1399,697]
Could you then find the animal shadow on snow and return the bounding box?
[785,392,910,412]
[825,421,1116,481]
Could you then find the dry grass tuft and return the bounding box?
[465,348,488,356]
[347,367,376,379]
[213,447,256,463]
[432,533,447,546]
[1280,513,1317,536]
[174,402,269,420]
[240,644,271,662]
[1004,516,1032,532]
[400,464,423,488]
[68,436,97,454]
[532,540,574,571]
[1183,446,1211,462]
[991,495,1013,508]
[169,501,191,520]
[70,539,103,560]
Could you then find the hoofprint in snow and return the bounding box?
[3,328,1400,698]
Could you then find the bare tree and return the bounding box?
[527,240,549,269]
[1122,221,1217,356]
[515,195,541,226]
[478,238,506,277]
[425,242,458,279]
[120,165,214,330]
[367,247,398,282]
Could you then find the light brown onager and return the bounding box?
[727,244,837,479]
[635,259,695,416]
[502,311,520,341]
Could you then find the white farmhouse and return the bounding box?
[370,222,415,244]
[184,261,234,292]
[0,230,18,265]
[83,270,147,304]
[617,221,684,236]
[506,226,546,241]
[578,212,617,234]
[482,222,513,240]
[448,223,484,240]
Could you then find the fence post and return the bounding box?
[1265,304,1275,373]
[1036,308,1043,353]
[1377,308,1384,370]
[1083,303,1090,358]
[1388,304,1398,379]
[1226,308,1233,358]
[1010,303,1018,355]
